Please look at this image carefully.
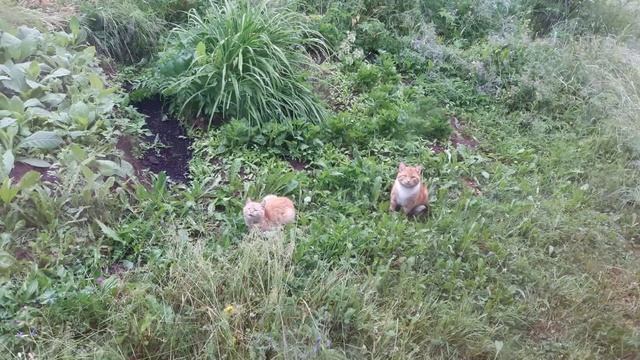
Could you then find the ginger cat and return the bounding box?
[390,162,429,216]
[243,195,296,231]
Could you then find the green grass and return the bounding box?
[2,0,640,358]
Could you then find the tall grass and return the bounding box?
[78,0,167,63]
[150,0,327,126]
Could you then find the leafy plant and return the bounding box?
[0,24,136,179]
[148,0,327,126]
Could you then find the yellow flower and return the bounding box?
[223,305,234,315]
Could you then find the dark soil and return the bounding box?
[429,116,479,154]
[9,162,58,183]
[287,158,308,171]
[130,96,193,183]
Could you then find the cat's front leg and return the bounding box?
[390,191,400,212]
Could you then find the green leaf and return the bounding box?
[88,74,104,90]
[17,157,50,168]
[0,118,16,128]
[17,170,41,190]
[0,177,19,204]
[96,220,123,243]
[41,93,66,107]
[0,32,21,48]
[195,42,206,62]
[0,250,15,270]
[94,159,125,177]
[2,150,14,175]
[26,61,41,79]
[70,17,80,37]
[24,98,44,108]
[44,68,71,80]
[18,131,63,150]
[69,101,90,126]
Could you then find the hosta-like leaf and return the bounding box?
[0,32,21,48]
[26,60,41,79]
[2,150,14,175]
[41,93,66,107]
[24,98,44,108]
[88,74,104,90]
[17,157,51,168]
[0,117,17,128]
[18,131,63,150]
[26,79,43,89]
[94,159,125,177]
[26,107,52,119]
[44,68,71,81]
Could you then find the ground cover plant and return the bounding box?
[1,0,639,359]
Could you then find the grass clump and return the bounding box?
[77,0,168,64]
[148,0,326,126]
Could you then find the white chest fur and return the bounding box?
[395,181,420,205]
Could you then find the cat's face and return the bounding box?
[396,162,423,188]
[243,200,265,224]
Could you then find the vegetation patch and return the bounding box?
[1,0,639,358]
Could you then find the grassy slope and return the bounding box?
[2,2,639,360]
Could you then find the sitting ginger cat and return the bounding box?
[390,162,429,217]
[243,195,296,231]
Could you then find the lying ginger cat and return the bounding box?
[243,195,296,231]
[390,162,429,216]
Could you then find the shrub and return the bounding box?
[149,0,327,127]
[419,0,509,44]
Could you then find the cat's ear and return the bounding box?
[245,198,252,204]
[398,162,406,171]
[416,165,423,173]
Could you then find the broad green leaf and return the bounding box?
[2,150,14,175]
[0,93,8,109]
[26,61,40,79]
[41,93,66,107]
[0,64,27,93]
[0,32,21,48]
[7,96,24,114]
[69,101,90,122]
[18,131,63,150]
[17,157,50,168]
[94,159,124,177]
[44,68,71,80]
[26,107,52,119]
[88,74,104,90]
[25,79,43,89]
[24,98,44,108]
[69,144,87,161]
[0,118,16,128]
